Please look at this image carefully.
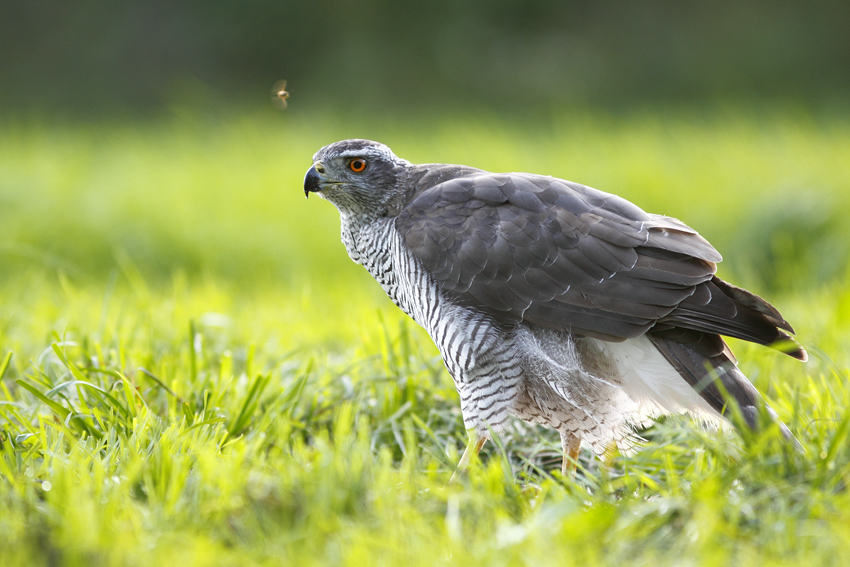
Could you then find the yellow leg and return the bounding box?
[561,433,582,477]
[450,430,488,483]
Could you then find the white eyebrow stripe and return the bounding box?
[337,147,388,159]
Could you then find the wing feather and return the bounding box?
[396,167,805,359]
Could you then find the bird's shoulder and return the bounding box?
[395,165,719,263]
[398,165,646,222]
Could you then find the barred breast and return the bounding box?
[346,219,521,433]
[346,217,706,452]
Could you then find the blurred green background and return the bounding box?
[2,0,850,349]
[2,0,849,114]
[3,4,850,566]
[2,0,849,285]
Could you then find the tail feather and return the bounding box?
[648,333,798,444]
[659,276,808,362]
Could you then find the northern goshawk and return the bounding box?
[304,139,806,476]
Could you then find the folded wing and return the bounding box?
[396,168,805,361]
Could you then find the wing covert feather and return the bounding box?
[395,166,803,358]
[396,169,717,339]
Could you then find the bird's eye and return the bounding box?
[349,158,367,173]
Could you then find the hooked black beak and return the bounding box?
[303,165,321,198]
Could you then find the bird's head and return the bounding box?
[304,139,410,218]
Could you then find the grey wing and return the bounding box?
[396,168,806,359]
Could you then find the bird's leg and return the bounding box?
[560,432,582,477]
[449,430,488,483]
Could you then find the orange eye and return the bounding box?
[349,158,367,173]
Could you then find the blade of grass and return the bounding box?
[226,373,272,439]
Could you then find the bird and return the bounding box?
[303,138,807,478]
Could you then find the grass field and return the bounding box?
[2,106,850,566]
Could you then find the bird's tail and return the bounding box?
[648,334,799,445]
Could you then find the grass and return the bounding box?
[2,105,850,566]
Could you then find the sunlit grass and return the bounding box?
[1,106,850,566]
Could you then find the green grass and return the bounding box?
[2,105,850,566]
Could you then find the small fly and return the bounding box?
[272,79,290,109]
